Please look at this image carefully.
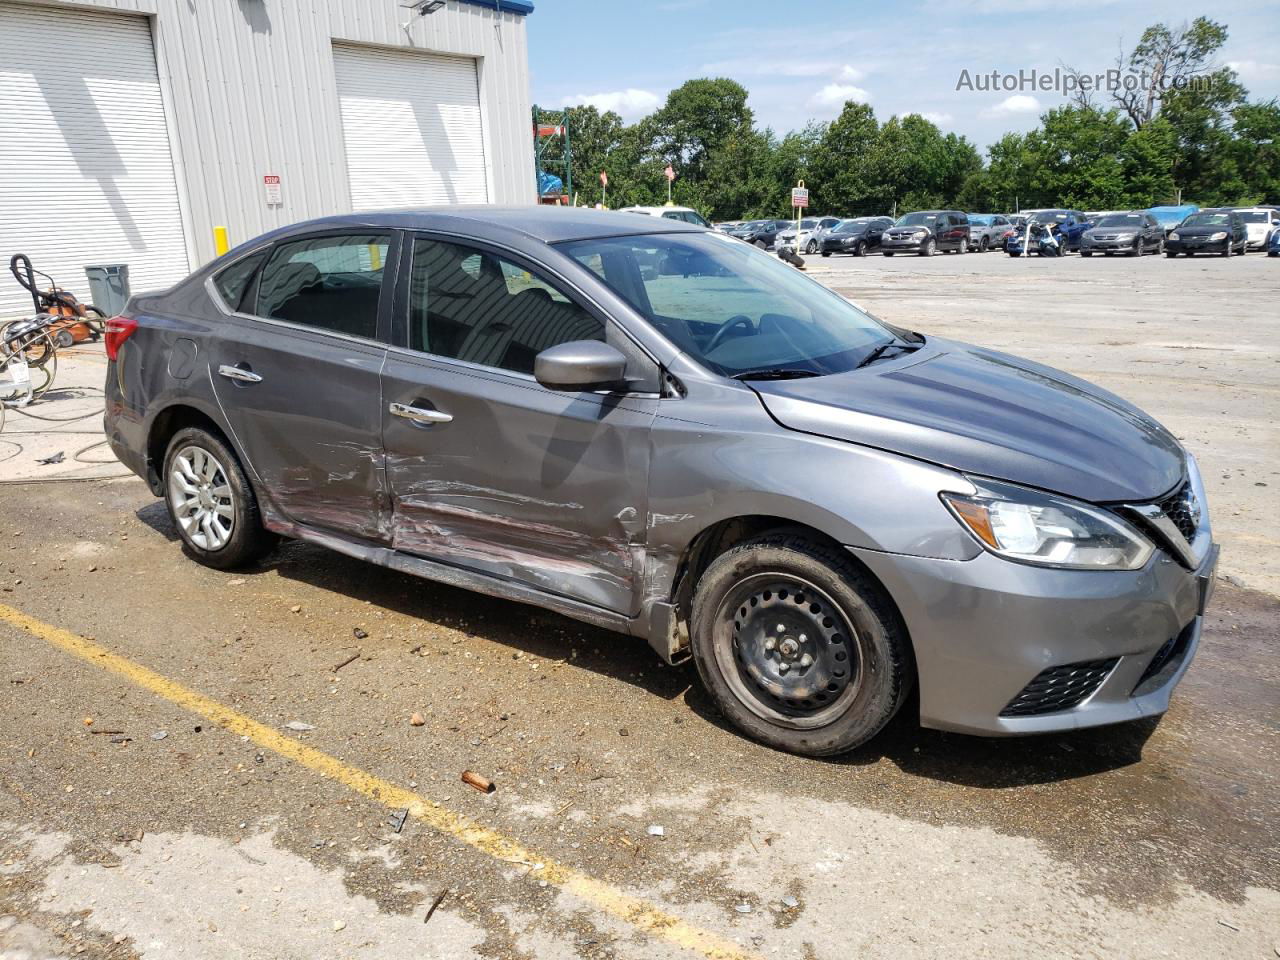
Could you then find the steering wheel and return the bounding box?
[705,315,755,353]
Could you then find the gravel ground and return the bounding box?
[0,249,1276,959]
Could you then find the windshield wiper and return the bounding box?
[731,368,822,381]
[856,341,922,369]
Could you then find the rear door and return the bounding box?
[208,231,395,540]
[379,234,659,615]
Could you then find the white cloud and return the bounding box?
[810,83,871,111]
[918,111,954,126]
[982,94,1041,117]
[560,88,661,120]
[1228,59,1280,87]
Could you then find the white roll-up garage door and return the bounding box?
[0,3,188,316]
[333,43,489,211]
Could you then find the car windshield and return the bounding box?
[1183,213,1230,227]
[559,232,897,378]
[1097,214,1143,227]
[968,215,994,225]
[895,213,938,227]
[799,219,817,229]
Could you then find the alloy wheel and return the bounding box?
[713,573,862,729]
[168,444,236,550]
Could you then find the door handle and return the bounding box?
[389,401,453,425]
[218,364,262,384]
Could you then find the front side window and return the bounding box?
[560,232,894,378]
[408,238,604,375]
[212,251,266,312]
[256,234,388,339]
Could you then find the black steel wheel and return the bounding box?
[691,534,913,756]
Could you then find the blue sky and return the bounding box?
[526,0,1280,151]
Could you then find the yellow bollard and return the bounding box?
[213,226,230,257]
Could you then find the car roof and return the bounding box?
[238,205,708,249]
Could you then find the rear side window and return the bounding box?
[212,252,266,312]
[407,237,604,375]
[256,234,388,340]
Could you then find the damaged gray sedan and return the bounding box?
[104,207,1218,756]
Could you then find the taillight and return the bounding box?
[104,315,138,361]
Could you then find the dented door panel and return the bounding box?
[381,353,656,615]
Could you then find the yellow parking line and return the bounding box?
[0,602,758,960]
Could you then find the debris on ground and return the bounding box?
[227,578,246,586]
[424,889,449,925]
[646,824,665,837]
[289,605,302,613]
[331,653,360,673]
[285,721,315,732]
[332,920,346,932]
[35,451,65,465]
[461,770,495,794]
[150,730,167,741]
[780,895,800,909]
[734,903,753,914]
[388,808,409,834]
[409,712,425,726]
[353,627,368,639]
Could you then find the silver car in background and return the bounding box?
[104,207,1217,757]
[967,214,1013,252]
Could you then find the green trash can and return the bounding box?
[84,263,131,316]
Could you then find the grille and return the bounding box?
[999,658,1119,718]
[1157,479,1201,542]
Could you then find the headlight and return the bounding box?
[941,479,1154,570]
[1169,232,1180,240]
[1210,232,1228,241]
[913,228,928,237]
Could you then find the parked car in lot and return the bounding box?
[881,210,969,256]
[104,207,1218,756]
[1015,209,1092,252]
[1271,226,1280,257]
[1079,211,1166,257]
[966,214,1014,252]
[729,219,790,248]
[1233,207,1280,250]
[1165,210,1249,257]
[619,205,711,227]
[714,222,740,233]
[821,216,894,257]
[777,216,843,254]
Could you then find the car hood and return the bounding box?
[752,338,1184,503]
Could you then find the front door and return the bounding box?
[380,235,657,615]
[209,231,395,540]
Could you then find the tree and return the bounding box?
[1111,17,1231,129]
[811,102,879,214]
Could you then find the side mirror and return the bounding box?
[534,340,628,392]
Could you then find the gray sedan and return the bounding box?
[104,207,1217,756]
[1080,212,1166,256]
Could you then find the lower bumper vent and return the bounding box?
[1131,621,1195,697]
[1000,658,1120,718]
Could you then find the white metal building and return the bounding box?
[0,0,536,315]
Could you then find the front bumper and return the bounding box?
[1081,238,1138,252]
[882,237,926,253]
[850,541,1219,736]
[1167,236,1229,254]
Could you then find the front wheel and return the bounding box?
[979,236,990,252]
[919,238,935,257]
[1081,251,1093,257]
[854,240,866,257]
[690,535,913,756]
[1166,251,1178,258]
[1135,239,1145,257]
[883,251,895,257]
[805,239,818,255]
[164,427,277,570]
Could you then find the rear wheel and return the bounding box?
[164,427,277,570]
[1166,250,1177,258]
[805,239,819,254]
[1081,251,1093,257]
[691,535,913,756]
[883,252,895,257]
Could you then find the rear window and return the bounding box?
[212,252,266,312]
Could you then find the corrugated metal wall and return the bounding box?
[13,0,535,268]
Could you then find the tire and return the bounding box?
[1135,239,1145,257]
[1166,251,1177,258]
[821,250,831,258]
[805,239,818,255]
[979,236,989,252]
[1220,243,1231,258]
[1081,251,1093,257]
[690,534,913,756]
[883,252,894,257]
[854,240,866,257]
[956,240,966,254]
[919,238,935,257]
[1156,239,1165,255]
[163,426,277,570]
